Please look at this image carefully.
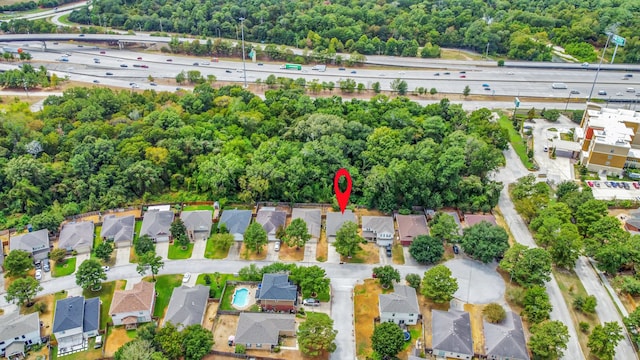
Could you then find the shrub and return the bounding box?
[579,321,590,333]
[497,59,505,67]
[483,303,506,323]
[405,273,421,289]
[204,274,211,285]
[398,209,412,215]
[235,344,246,354]
[34,302,47,313]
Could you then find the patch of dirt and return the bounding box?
[212,315,240,351]
[354,279,383,359]
[417,293,450,349]
[343,242,380,264]
[316,229,328,262]
[203,301,219,331]
[278,241,304,262]
[104,327,134,357]
[239,243,267,260]
[353,208,389,217]
[464,303,486,354]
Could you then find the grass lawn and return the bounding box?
[354,279,385,359]
[167,242,194,259]
[316,230,328,262]
[277,241,305,262]
[204,234,232,259]
[553,268,600,358]
[149,275,183,318]
[392,243,404,264]
[129,220,145,263]
[342,242,380,264]
[196,273,240,299]
[498,115,535,170]
[219,284,237,311]
[83,280,125,328]
[52,257,77,277]
[240,243,267,260]
[183,204,215,211]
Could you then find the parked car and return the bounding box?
[166,58,173,62]
[150,82,157,86]
[612,182,618,188]
[183,272,191,283]
[43,261,50,272]
[35,269,42,280]
[587,181,594,187]
[605,181,612,187]
[274,241,280,252]
[193,62,199,66]
[595,182,601,187]
[570,90,580,94]
[137,57,142,60]
[120,64,128,68]
[35,261,42,269]
[385,244,392,257]
[303,298,320,306]
[624,182,631,189]
[633,182,639,189]
[102,266,110,272]
[453,245,459,254]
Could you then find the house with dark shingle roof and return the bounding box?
[378,285,421,325]
[256,207,287,241]
[234,313,295,350]
[326,210,356,242]
[432,309,473,360]
[140,210,174,242]
[180,210,213,242]
[53,296,100,350]
[291,208,322,240]
[464,214,497,227]
[257,273,297,311]
[219,209,253,241]
[9,229,50,261]
[100,214,135,248]
[0,312,41,358]
[362,216,395,246]
[58,221,95,254]
[396,214,428,246]
[110,281,156,329]
[483,311,529,360]
[164,285,210,330]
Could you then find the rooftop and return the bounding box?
[291,208,322,239]
[483,311,529,360]
[379,285,420,314]
[235,313,295,345]
[110,281,155,314]
[164,285,209,330]
[58,221,95,250]
[0,312,40,340]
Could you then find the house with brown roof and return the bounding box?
[395,214,428,246]
[109,281,156,329]
[463,214,497,227]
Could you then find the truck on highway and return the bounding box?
[312,64,327,72]
[280,63,302,70]
[551,83,568,89]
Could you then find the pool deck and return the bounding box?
[231,285,258,310]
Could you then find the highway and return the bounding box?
[4,40,640,102]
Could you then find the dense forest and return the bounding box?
[0,85,506,229]
[61,0,640,62]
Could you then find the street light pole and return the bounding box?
[239,17,247,88]
[588,32,613,102]
[565,91,572,112]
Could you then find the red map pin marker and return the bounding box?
[334,168,352,214]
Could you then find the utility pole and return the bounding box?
[485,42,490,59]
[239,17,247,88]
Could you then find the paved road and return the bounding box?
[494,146,585,360]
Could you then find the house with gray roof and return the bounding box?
[0,248,4,272]
[53,296,100,351]
[219,209,253,241]
[234,313,295,350]
[326,210,356,242]
[256,207,287,241]
[59,221,95,254]
[100,214,135,248]
[140,210,174,242]
[0,312,41,358]
[257,273,297,311]
[432,309,473,360]
[379,285,421,325]
[362,216,395,246]
[180,210,213,241]
[291,208,321,240]
[483,311,529,360]
[9,229,50,261]
[164,285,210,330]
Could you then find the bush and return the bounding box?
[617,276,640,296]
[507,287,525,306]
[34,302,47,313]
[204,274,211,285]
[273,346,281,353]
[405,273,421,289]
[483,303,507,323]
[579,321,590,333]
[235,344,246,354]
[398,209,412,215]
[497,59,505,67]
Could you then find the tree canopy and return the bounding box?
[409,235,444,264]
[421,265,458,303]
[297,313,338,357]
[371,322,404,359]
[460,221,509,263]
[4,250,34,277]
[75,259,107,291]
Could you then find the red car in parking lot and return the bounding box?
[587,181,594,187]
[634,182,640,189]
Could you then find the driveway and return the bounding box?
[191,238,207,260]
[402,247,419,267]
[115,247,130,266]
[303,241,317,262]
[329,279,356,360]
[327,244,341,263]
[444,258,504,304]
[265,242,279,262]
[156,242,169,259]
[225,241,242,260]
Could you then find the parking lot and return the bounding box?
[588,180,640,200]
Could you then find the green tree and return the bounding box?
[405,273,421,289]
[76,259,107,291]
[499,243,528,275]
[332,221,362,258]
[284,218,311,249]
[511,248,552,287]
[372,265,401,289]
[409,235,444,264]
[573,295,597,314]
[4,250,34,277]
[371,322,404,359]
[137,252,165,281]
[49,248,68,264]
[94,241,114,263]
[390,78,408,95]
[421,265,458,303]
[523,285,552,324]
[548,223,582,269]
[529,321,569,360]
[182,324,213,360]
[624,306,640,345]
[463,85,471,97]
[290,265,330,298]
[460,221,509,263]
[575,199,608,236]
[135,235,155,256]
[243,222,268,254]
[30,210,63,232]
[483,303,506,323]
[588,322,623,360]
[155,322,183,360]
[212,233,234,252]
[170,218,189,247]
[5,277,42,306]
[238,263,262,281]
[430,212,460,243]
[114,339,165,360]
[175,71,186,84]
[297,313,338,356]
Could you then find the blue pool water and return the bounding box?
[232,288,249,307]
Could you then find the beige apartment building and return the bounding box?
[575,105,640,176]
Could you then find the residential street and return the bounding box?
[494,144,585,360]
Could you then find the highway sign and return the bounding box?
[613,35,626,47]
[515,97,520,108]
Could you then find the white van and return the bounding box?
[552,83,568,89]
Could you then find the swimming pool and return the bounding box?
[232,288,249,307]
